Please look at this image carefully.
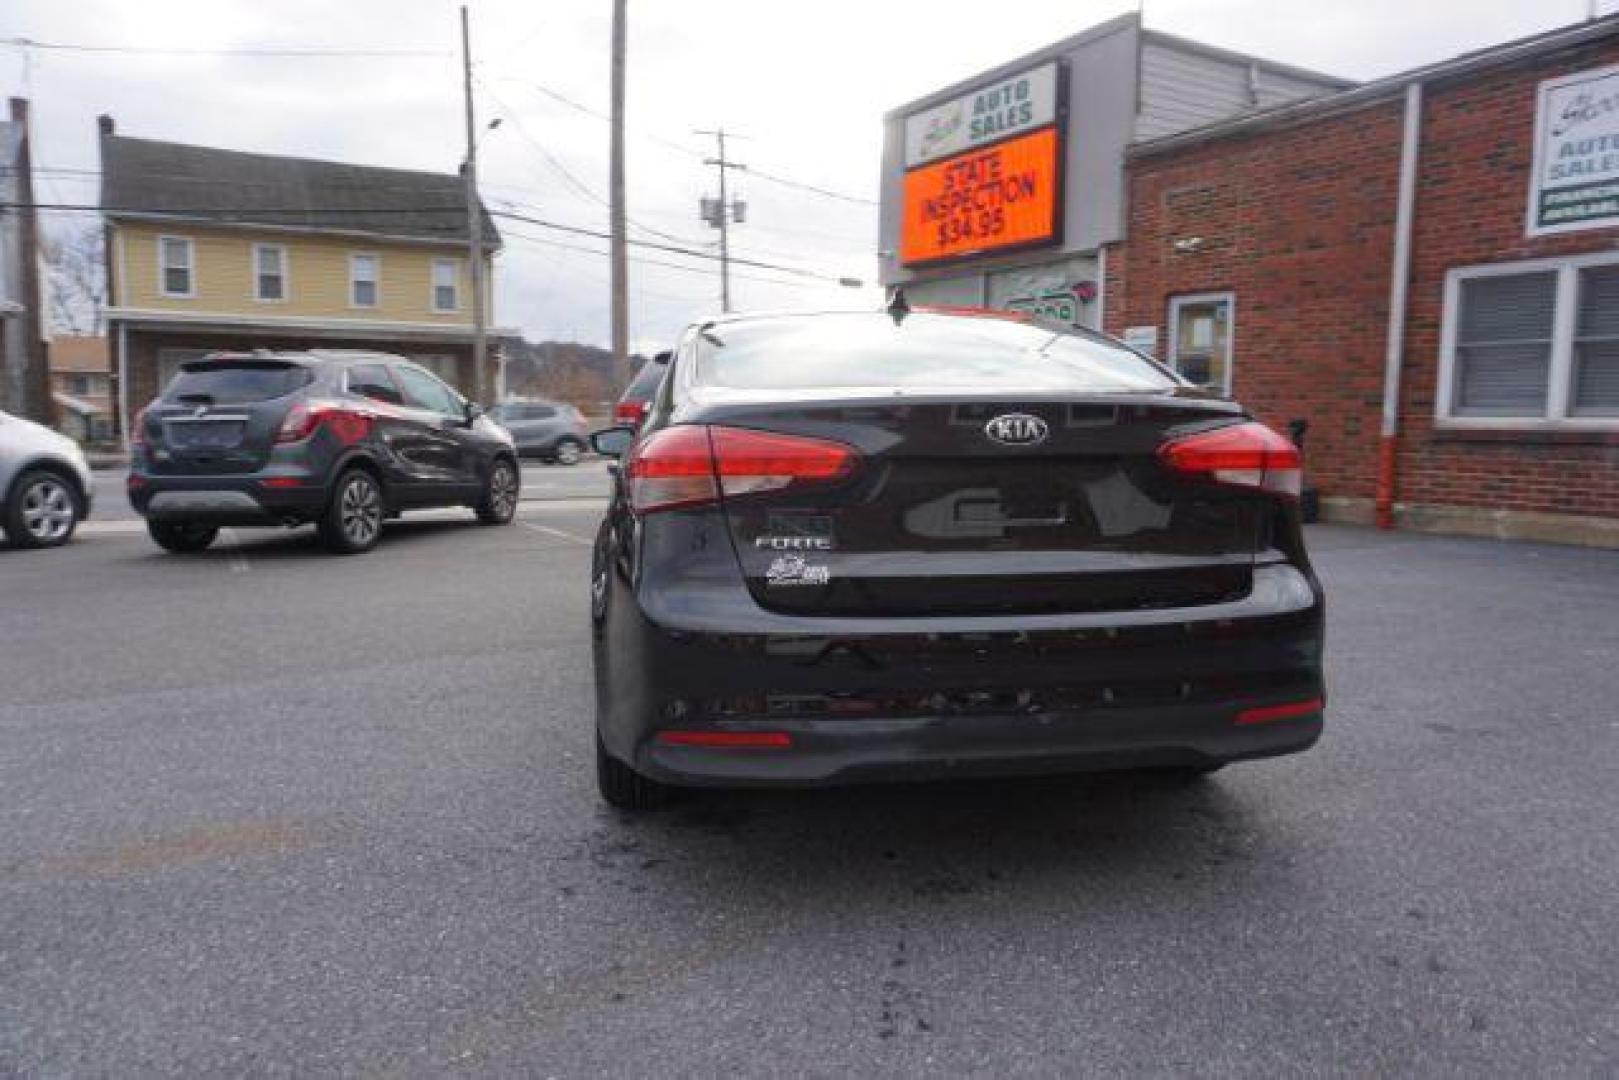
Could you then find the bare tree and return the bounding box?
[41,222,106,336]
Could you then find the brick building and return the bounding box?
[1106,17,1619,546]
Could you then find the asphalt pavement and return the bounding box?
[1,518,1616,1074]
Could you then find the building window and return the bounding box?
[350,254,379,308]
[432,258,460,312]
[159,236,194,297]
[1167,292,1235,395]
[254,244,288,301]
[65,374,106,396]
[1439,254,1619,427]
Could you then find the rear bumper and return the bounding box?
[597,560,1326,788]
[129,471,328,524]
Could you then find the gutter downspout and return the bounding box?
[1376,81,1422,529]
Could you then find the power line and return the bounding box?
[0,200,863,285]
[4,36,449,58]
[476,80,701,248]
[493,76,877,207]
[499,226,847,292]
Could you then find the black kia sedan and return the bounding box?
[589,308,1324,809]
[129,350,520,554]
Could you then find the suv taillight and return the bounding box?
[614,400,648,428]
[1158,421,1302,498]
[128,407,148,447]
[626,425,858,514]
[276,401,371,445]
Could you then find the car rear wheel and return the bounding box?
[553,438,583,466]
[4,469,81,548]
[147,521,219,553]
[318,469,384,554]
[475,458,519,525]
[596,734,678,811]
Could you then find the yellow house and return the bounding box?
[98,116,508,442]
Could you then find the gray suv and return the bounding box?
[0,408,94,548]
[488,400,587,465]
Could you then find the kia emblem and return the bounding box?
[984,412,1049,446]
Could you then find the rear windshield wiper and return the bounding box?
[175,392,215,406]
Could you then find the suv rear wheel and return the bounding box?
[318,468,384,554]
[553,438,583,466]
[475,458,519,525]
[147,521,219,553]
[4,469,81,549]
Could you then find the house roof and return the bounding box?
[50,335,109,373]
[100,132,502,248]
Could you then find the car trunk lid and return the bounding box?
[709,396,1265,617]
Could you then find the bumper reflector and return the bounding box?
[260,477,305,489]
[1235,698,1324,725]
[655,730,793,749]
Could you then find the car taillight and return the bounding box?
[625,425,858,514]
[614,400,648,428]
[128,407,148,447]
[276,402,370,446]
[1158,421,1302,499]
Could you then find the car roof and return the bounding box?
[186,348,410,368]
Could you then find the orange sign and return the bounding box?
[900,126,1061,267]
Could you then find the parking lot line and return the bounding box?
[519,522,593,545]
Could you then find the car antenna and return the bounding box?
[885,287,910,324]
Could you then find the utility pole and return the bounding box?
[460,5,488,404]
[609,0,629,373]
[697,128,747,313]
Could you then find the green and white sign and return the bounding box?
[904,62,1059,168]
[1528,62,1619,236]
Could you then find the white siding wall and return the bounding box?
[1137,41,1342,141]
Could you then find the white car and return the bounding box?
[0,409,94,548]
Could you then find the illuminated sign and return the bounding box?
[900,126,1062,267]
[904,62,1059,168]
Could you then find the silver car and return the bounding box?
[0,409,94,548]
[488,399,588,465]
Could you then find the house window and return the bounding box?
[254,244,288,301]
[432,258,460,312]
[1439,254,1619,427]
[159,236,194,297]
[1167,292,1235,395]
[65,374,106,396]
[350,254,379,308]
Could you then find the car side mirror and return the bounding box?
[464,401,485,425]
[653,350,673,366]
[591,426,636,459]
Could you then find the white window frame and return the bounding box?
[431,258,460,313]
[1437,250,1619,431]
[252,243,289,303]
[1166,291,1236,396]
[157,235,195,298]
[349,252,381,309]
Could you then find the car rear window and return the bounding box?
[696,313,1181,393]
[624,362,665,399]
[165,362,313,404]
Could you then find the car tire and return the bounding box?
[553,438,583,466]
[4,468,82,549]
[147,521,219,553]
[596,734,678,811]
[475,457,519,525]
[318,468,385,554]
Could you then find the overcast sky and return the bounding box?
[3,0,1608,352]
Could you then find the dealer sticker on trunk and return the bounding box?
[765,555,831,587]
